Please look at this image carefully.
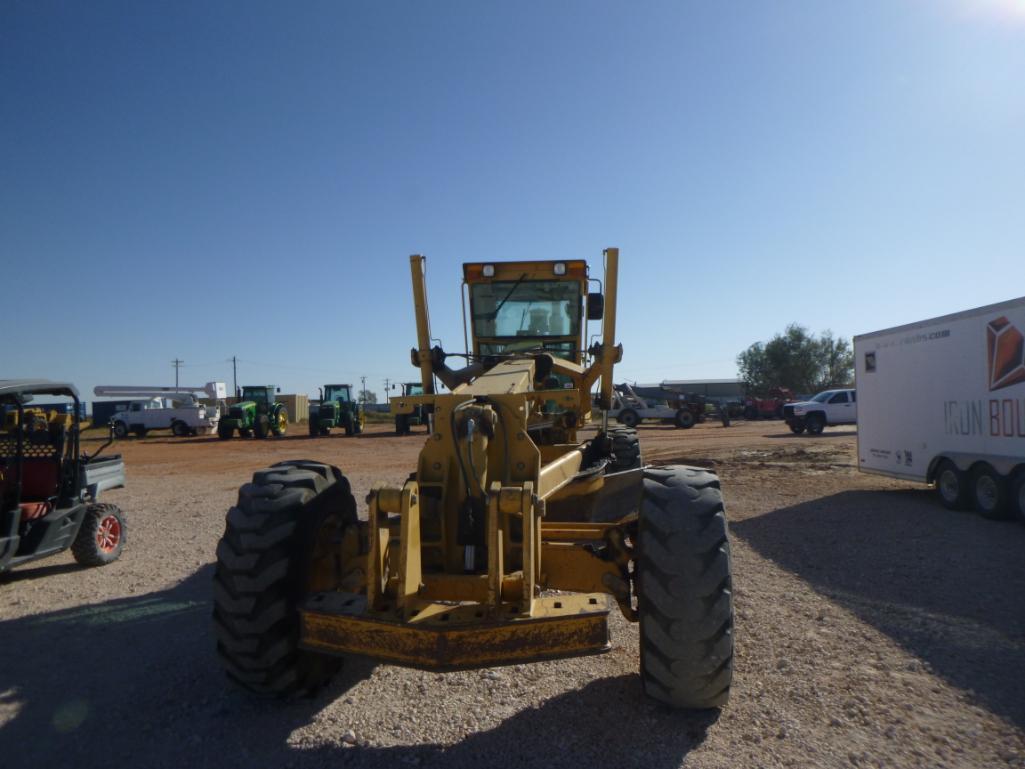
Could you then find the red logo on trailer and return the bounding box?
[987,316,1025,391]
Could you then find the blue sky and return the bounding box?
[3,1,1023,402]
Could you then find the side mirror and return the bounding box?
[587,293,604,321]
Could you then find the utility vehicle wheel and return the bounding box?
[113,421,129,439]
[395,415,408,435]
[788,422,805,434]
[71,504,127,567]
[254,415,270,439]
[636,466,733,709]
[675,409,695,429]
[218,422,234,440]
[213,461,359,697]
[935,459,969,510]
[172,421,189,437]
[972,464,1011,520]
[1011,470,1025,524]
[805,414,825,435]
[272,408,288,437]
[619,409,639,429]
[606,427,641,472]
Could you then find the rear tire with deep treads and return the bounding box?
[637,465,733,709]
[606,427,641,472]
[213,460,357,697]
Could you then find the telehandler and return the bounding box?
[213,249,734,709]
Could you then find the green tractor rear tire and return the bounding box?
[272,406,288,437]
[636,465,733,709]
[212,461,358,697]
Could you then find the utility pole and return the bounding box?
[172,359,183,390]
[231,356,238,398]
[383,378,391,397]
[360,375,367,404]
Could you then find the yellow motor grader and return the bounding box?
[213,249,734,709]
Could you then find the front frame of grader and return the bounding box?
[301,250,637,667]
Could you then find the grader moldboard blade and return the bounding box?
[212,250,734,709]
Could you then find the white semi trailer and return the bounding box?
[854,296,1025,522]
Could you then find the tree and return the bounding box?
[358,391,377,404]
[737,324,854,394]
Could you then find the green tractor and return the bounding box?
[218,386,287,440]
[391,381,430,435]
[308,384,364,436]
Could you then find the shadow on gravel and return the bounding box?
[764,430,857,439]
[0,566,714,769]
[732,488,1025,729]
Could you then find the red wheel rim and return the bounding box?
[96,515,121,552]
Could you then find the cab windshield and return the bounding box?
[811,391,834,403]
[470,279,581,340]
[242,388,270,404]
[324,386,351,402]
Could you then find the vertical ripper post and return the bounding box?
[409,255,436,395]
[598,247,620,410]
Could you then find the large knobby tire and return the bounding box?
[675,409,695,429]
[395,414,409,436]
[619,409,639,429]
[71,503,127,567]
[971,464,1011,520]
[636,466,733,709]
[213,461,357,697]
[935,459,969,511]
[218,422,234,440]
[607,427,641,472]
[805,414,825,435]
[254,414,270,439]
[308,419,319,437]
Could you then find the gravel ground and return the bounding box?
[1,421,1023,768]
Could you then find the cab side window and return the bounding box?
[828,392,848,404]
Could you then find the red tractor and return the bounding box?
[743,387,794,420]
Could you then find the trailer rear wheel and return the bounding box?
[1011,470,1025,525]
[972,465,1011,520]
[636,466,733,710]
[935,459,969,511]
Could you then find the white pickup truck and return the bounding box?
[783,388,857,435]
[108,397,220,438]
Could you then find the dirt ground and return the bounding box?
[2,420,1023,768]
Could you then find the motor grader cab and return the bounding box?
[213,249,734,709]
